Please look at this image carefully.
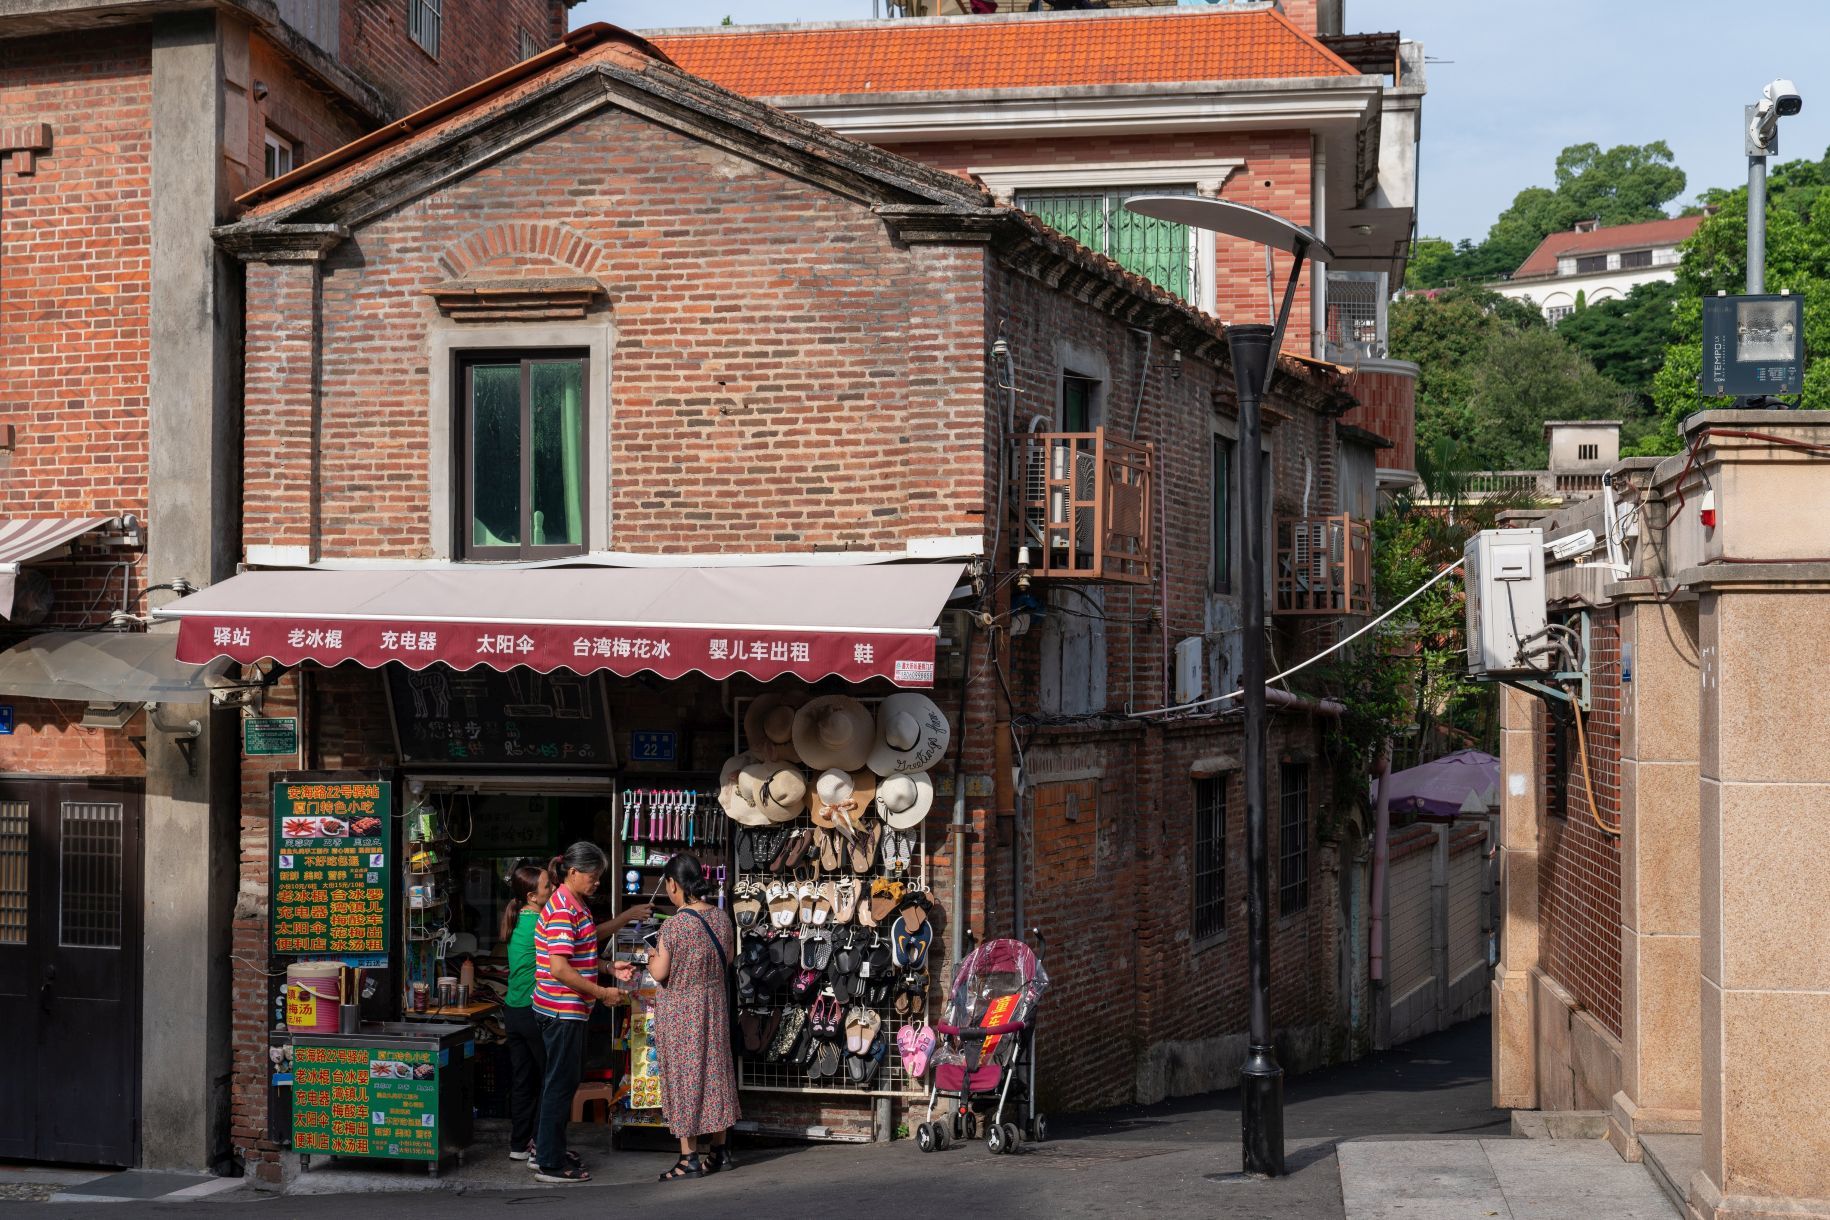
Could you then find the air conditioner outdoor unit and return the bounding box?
[1463,528,1549,679]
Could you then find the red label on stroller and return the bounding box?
[979,994,1021,1058]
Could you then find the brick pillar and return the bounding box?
[1492,684,1543,1108]
[1606,595,1702,1162]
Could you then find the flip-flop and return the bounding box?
[842,1006,871,1055]
[833,877,859,924]
[816,1040,843,1079]
[734,882,763,929]
[848,821,882,873]
[767,881,797,929]
[801,929,832,971]
[796,880,817,926]
[855,1030,886,1085]
[819,828,843,873]
[904,1021,936,1078]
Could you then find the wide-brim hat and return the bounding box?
[875,770,934,830]
[810,768,877,832]
[743,691,805,763]
[866,692,951,777]
[719,753,807,826]
[792,694,875,772]
[718,752,773,827]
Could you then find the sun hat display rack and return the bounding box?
[725,692,943,1102]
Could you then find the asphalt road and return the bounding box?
[5,1018,1506,1220]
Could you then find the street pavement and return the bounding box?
[0,1017,1670,1218]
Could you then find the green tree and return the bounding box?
[1640,145,1830,453]
[1464,327,1633,468]
[1555,279,1682,414]
[1408,141,1687,288]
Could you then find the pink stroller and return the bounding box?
[914,932,1049,1155]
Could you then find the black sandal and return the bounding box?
[659,1153,704,1182]
[704,1143,736,1173]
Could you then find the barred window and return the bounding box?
[407,0,440,58]
[1193,776,1226,938]
[1017,186,1196,301]
[1278,762,1309,916]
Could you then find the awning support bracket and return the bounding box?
[147,702,203,777]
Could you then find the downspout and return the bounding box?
[1264,687,1345,718]
[1369,745,1393,983]
[949,615,975,971]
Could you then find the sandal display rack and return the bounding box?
[731,694,936,1101]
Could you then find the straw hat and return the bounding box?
[743,691,805,763]
[792,695,875,772]
[719,753,807,826]
[866,692,951,777]
[809,768,877,833]
[875,770,934,830]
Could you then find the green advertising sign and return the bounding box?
[244,716,300,757]
[271,780,392,957]
[291,1039,438,1161]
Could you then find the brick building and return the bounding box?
[0,0,574,1171]
[152,24,1389,1178]
[648,0,1426,487]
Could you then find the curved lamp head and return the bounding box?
[1124,195,1335,263]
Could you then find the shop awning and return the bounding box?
[160,564,965,688]
[0,517,115,618]
[0,631,233,703]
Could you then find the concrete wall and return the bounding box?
[1380,821,1490,1049]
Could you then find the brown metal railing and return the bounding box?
[1274,513,1372,616]
[1015,429,1153,585]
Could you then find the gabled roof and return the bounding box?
[647,7,1356,101]
[1510,215,1703,281]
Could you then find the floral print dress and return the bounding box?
[652,906,742,1139]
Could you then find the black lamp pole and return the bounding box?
[1227,240,1309,1178]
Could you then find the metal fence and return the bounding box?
[1324,269,1389,363]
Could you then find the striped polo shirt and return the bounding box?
[532,883,598,1020]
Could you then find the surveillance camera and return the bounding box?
[1764,79,1803,117]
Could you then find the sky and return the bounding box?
[572,0,1830,245]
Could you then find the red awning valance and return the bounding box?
[160,564,963,689]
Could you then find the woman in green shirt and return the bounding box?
[500,861,653,1162]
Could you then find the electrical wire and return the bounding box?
[1568,691,1622,838]
[1128,556,1467,718]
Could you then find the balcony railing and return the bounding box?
[1275,514,1373,616]
[1016,429,1153,585]
[1323,269,1389,364]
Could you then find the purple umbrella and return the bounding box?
[1373,749,1499,819]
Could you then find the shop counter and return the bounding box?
[288,1022,475,1176]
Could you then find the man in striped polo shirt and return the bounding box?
[533,841,634,1183]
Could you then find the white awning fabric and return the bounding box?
[159,563,965,689]
[0,517,115,618]
[0,632,233,704]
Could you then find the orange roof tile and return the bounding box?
[649,8,1356,100]
[1511,215,1703,280]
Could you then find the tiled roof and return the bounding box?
[648,8,1356,100]
[1511,215,1703,280]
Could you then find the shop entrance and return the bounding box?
[0,778,142,1166]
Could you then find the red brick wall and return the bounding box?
[0,29,154,776]
[879,129,1316,345]
[337,0,568,120]
[290,106,983,558]
[1343,365,1416,475]
[1538,610,1623,1038]
[1282,0,1320,36]
[231,32,371,202]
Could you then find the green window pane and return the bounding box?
[470,364,520,547]
[1017,188,1193,301]
[529,361,584,548]
[1112,207,1190,300]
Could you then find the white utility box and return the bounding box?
[1175,636,1204,704]
[1463,528,1549,678]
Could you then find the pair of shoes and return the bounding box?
[897,1020,937,1078]
[528,1148,581,1173]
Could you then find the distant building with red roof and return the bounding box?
[1490,213,1704,324]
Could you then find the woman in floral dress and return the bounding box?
[647,853,741,1181]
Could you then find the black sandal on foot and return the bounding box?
[705,1144,736,1173]
[659,1153,704,1182]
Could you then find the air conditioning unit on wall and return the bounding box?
[1463,528,1549,679]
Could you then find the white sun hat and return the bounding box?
[719,752,807,826]
[866,692,951,777]
[875,770,934,830]
[791,694,875,772]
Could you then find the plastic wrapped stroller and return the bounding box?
[914,931,1048,1155]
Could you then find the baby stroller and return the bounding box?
[914,931,1048,1155]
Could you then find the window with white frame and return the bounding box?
[1545,304,1574,326]
[408,0,441,58]
[263,129,297,181]
[1017,186,1197,301]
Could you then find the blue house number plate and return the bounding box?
[631,730,677,764]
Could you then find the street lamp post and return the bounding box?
[1124,196,1332,1179]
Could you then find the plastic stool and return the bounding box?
[572,1080,618,1125]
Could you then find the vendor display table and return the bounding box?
[290,1022,474,1176]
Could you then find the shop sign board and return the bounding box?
[291,1040,438,1161]
[385,665,616,768]
[244,716,300,757]
[629,729,677,765]
[271,779,392,956]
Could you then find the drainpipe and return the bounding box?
[948,616,976,971]
[1264,687,1345,718]
[1369,745,1393,983]
[1011,784,1025,940]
